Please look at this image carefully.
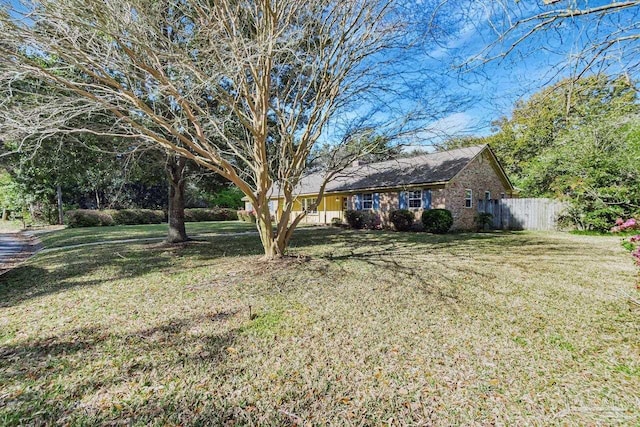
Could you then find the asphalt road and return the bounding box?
[0,233,25,268]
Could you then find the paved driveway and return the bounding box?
[0,233,28,271]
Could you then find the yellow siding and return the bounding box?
[323,195,344,211]
[274,194,348,209]
[272,193,349,222]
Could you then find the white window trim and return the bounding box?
[464,189,473,209]
[362,193,373,210]
[408,190,422,209]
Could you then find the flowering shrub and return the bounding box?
[610,217,638,234]
[611,218,640,286]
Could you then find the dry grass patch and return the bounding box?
[0,229,639,425]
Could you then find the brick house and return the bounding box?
[245,145,515,230]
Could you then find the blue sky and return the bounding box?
[5,0,639,145]
[421,0,640,140]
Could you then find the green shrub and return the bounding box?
[207,187,244,209]
[65,210,114,228]
[474,212,493,232]
[107,209,165,225]
[184,208,207,222]
[237,210,256,223]
[218,208,239,221]
[389,209,414,231]
[422,209,453,234]
[345,210,363,229]
[184,208,238,222]
[331,217,343,227]
[345,210,380,229]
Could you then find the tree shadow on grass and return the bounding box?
[292,228,544,252]
[0,235,267,308]
[0,228,586,308]
[0,312,241,425]
[286,229,594,305]
[291,228,593,263]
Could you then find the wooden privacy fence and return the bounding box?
[477,198,566,231]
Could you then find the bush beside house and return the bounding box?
[474,212,493,232]
[389,209,414,231]
[345,210,380,229]
[422,209,453,234]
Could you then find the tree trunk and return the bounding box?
[255,201,290,260]
[257,217,284,259]
[95,189,101,210]
[56,184,64,225]
[2,209,9,221]
[166,154,189,243]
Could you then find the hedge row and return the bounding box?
[184,208,238,222]
[65,208,238,228]
[66,210,118,228]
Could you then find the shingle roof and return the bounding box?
[269,144,488,197]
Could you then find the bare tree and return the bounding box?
[469,0,640,78]
[0,0,454,259]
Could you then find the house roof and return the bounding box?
[264,144,505,199]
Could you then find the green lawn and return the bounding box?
[35,220,257,249]
[1,228,639,425]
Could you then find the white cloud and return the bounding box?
[429,111,476,135]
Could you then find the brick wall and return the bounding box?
[444,150,511,230]
[348,186,446,227]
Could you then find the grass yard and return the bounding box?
[35,220,257,249]
[1,227,639,425]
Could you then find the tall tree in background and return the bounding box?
[0,0,445,259]
[487,76,638,186]
[442,75,640,230]
[0,56,225,242]
[0,75,192,237]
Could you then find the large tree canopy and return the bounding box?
[0,0,448,258]
[442,75,640,231]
